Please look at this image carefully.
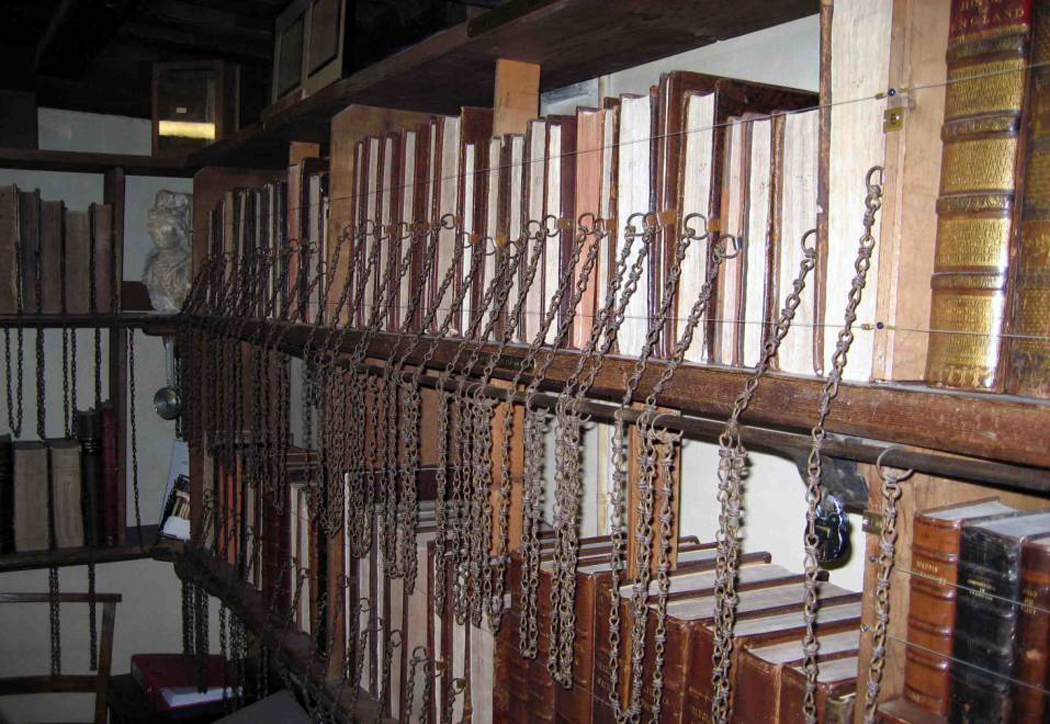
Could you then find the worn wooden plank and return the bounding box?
[204,320,1050,471]
[0,147,191,177]
[0,526,160,573]
[175,547,394,722]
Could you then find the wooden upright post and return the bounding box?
[490,58,539,553]
[104,168,127,543]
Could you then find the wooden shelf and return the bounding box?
[0,313,182,331]
[0,147,191,177]
[0,525,162,573]
[172,545,391,722]
[186,0,813,169]
[192,317,1050,474]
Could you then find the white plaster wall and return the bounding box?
[0,110,212,723]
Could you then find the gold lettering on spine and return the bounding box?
[927,291,1005,388]
[945,58,1025,120]
[935,216,1011,269]
[940,137,1019,194]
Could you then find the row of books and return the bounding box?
[0,185,116,315]
[474,535,862,724]
[207,158,330,324]
[880,501,1050,723]
[194,0,1050,399]
[0,406,121,553]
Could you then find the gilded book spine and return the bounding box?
[1007,4,1050,396]
[925,0,1033,391]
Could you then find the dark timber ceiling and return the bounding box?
[0,0,489,121]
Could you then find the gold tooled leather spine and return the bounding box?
[926,2,1032,391]
[1008,7,1050,396]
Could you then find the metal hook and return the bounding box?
[800,228,818,257]
[865,165,885,192]
[714,233,742,260]
[624,212,647,238]
[875,446,914,482]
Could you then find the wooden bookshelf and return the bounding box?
[0,313,181,330]
[185,0,813,170]
[173,545,391,722]
[0,147,191,177]
[182,316,1050,487]
[0,525,162,573]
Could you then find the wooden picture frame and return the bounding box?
[271,0,353,106]
[151,60,239,157]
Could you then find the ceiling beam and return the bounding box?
[35,0,141,79]
[118,20,271,63]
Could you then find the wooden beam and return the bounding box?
[35,0,141,79]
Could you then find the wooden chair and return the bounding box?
[0,592,121,724]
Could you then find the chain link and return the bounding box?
[708,227,817,722]
[863,451,909,722]
[801,167,883,723]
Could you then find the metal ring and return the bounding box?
[439,213,457,230]
[682,212,710,241]
[577,212,598,235]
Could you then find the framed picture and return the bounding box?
[152,60,239,157]
[271,0,352,106]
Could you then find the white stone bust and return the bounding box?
[143,190,192,312]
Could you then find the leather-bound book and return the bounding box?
[38,200,64,314]
[1007,1,1050,397]
[682,601,864,721]
[590,558,785,723]
[0,185,16,313]
[898,498,1015,715]
[1013,534,1050,720]
[75,408,103,548]
[653,71,815,362]
[19,189,40,313]
[925,0,1034,391]
[49,439,84,549]
[91,204,115,313]
[732,627,860,723]
[952,510,1050,721]
[642,576,859,722]
[100,403,119,545]
[556,542,719,723]
[13,441,48,551]
[64,209,91,314]
[0,434,12,553]
[777,655,859,724]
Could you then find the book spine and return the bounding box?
[39,201,64,314]
[0,436,12,553]
[19,190,40,314]
[1007,3,1050,396]
[0,186,16,313]
[50,441,84,549]
[101,404,119,546]
[950,529,1022,721]
[77,411,103,548]
[91,205,115,314]
[925,0,1033,391]
[13,443,49,551]
[901,516,963,714]
[1012,538,1050,720]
